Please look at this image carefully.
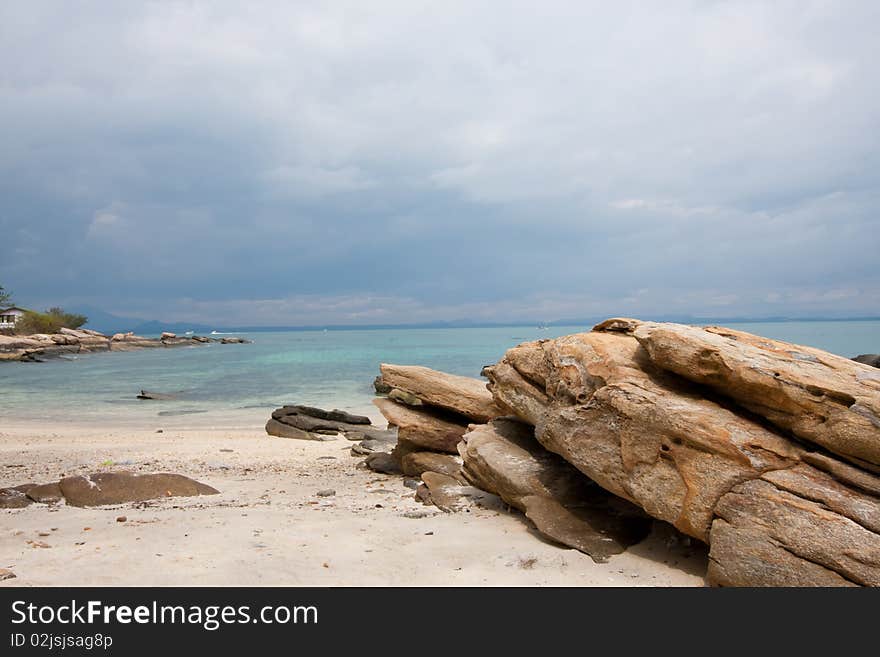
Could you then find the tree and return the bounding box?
[14,307,89,335]
[0,285,10,306]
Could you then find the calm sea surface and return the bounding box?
[1,321,877,426]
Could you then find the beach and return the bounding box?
[0,414,708,587]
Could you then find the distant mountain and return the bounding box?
[75,306,213,335]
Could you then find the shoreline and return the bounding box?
[0,420,708,587]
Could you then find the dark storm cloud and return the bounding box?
[1,1,878,325]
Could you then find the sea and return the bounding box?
[1,321,878,427]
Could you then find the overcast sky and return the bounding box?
[1,1,878,325]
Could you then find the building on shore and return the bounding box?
[0,307,26,329]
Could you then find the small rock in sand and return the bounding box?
[116,516,127,523]
[316,489,336,497]
[0,568,16,581]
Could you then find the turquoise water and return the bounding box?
[1,321,877,426]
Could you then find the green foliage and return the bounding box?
[0,285,10,306]
[14,307,89,335]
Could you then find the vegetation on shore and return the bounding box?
[14,308,88,335]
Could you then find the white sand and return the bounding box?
[0,417,708,586]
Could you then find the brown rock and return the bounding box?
[400,452,463,480]
[485,329,801,542]
[26,482,64,504]
[364,452,402,475]
[420,471,499,512]
[265,418,332,441]
[373,398,468,454]
[59,472,219,507]
[708,463,880,586]
[522,495,651,563]
[459,418,594,509]
[0,484,36,508]
[619,319,880,469]
[379,363,503,422]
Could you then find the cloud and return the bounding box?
[0,1,878,324]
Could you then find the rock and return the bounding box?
[521,495,651,563]
[281,405,371,425]
[420,472,500,512]
[485,329,801,542]
[484,319,880,585]
[110,332,164,350]
[373,375,392,394]
[59,472,219,507]
[116,516,127,522]
[267,405,383,441]
[26,482,64,504]
[220,337,252,344]
[0,568,16,581]
[612,319,880,469]
[853,354,880,368]
[459,418,595,508]
[0,484,35,508]
[373,398,468,454]
[388,388,423,406]
[707,463,880,586]
[137,390,180,401]
[316,489,336,497]
[364,452,402,475]
[265,418,333,440]
[400,452,464,480]
[379,363,503,422]
[459,418,651,561]
[160,332,177,339]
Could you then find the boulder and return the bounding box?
[459,418,651,561]
[379,363,503,422]
[59,472,219,507]
[0,485,35,508]
[373,398,468,453]
[459,418,594,508]
[611,319,880,469]
[364,452,402,475]
[26,482,64,504]
[485,329,801,542]
[160,332,177,339]
[267,405,390,441]
[400,452,464,480]
[853,354,880,368]
[419,472,500,512]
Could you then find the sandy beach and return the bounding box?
[0,415,707,587]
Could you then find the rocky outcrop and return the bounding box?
[266,405,393,442]
[482,318,880,586]
[379,364,503,422]
[400,452,464,480]
[0,473,219,507]
[1,329,249,362]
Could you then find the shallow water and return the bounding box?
[1,321,877,426]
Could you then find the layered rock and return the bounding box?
[372,398,468,453]
[379,363,502,422]
[459,418,651,561]
[484,320,880,585]
[615,319,880,470]
[267,404,393,441]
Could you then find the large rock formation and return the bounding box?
[372,398,468,453]
[482,319,880,586]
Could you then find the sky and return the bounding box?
[1,1,878,326]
